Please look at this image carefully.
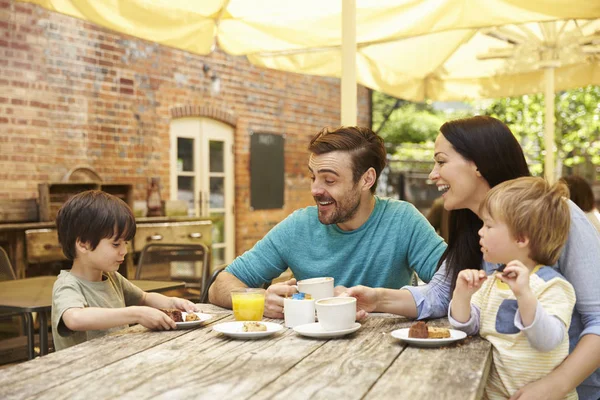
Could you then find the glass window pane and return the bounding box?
[209,141,224,172]
[212,247,225,268]
[177,138,194,172]
[210,212,225,244]
[209,177,224,208]
[177,176,195,212]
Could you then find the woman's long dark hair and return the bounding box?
[438,116,531,292]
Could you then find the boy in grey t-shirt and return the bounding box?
[51,190,198,351]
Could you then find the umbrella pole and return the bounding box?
[544,67,556,183]
[341,0,357,126]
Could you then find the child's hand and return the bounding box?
[170,297,199,313]
[135,306,177,330]
[455,269,487,297]
[496,260,531,297]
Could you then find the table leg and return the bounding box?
[39,311,48,356]
[24,312,35,360]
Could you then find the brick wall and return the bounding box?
[0,0,371,255]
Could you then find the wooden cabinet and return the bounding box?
[38,183,133,222]
[1,218,212,278]
[133,221,211,252]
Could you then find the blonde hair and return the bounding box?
[480,177,570,266]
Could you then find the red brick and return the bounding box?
[0,1,371,256]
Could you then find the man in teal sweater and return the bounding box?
[209,126,446,318]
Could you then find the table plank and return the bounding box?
[0,305,229,400]
[252,315,409,400]
[32,318,329,399]
[365,334,492,400]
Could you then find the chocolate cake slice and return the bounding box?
[408,321,428,338]
[159,308,183,322]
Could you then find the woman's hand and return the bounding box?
[342,285,378,320]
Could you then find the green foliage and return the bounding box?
[372,92,443,151]
[482,85,600,177]
[372,86,600,180]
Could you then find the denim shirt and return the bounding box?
[404,201,600,400]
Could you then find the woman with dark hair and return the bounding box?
[560,175,600,233]
[345,116,600,400]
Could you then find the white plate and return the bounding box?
[293,322,361,338]
[175,312,212,329]
[212,321,284,339]
[390,328,467,347]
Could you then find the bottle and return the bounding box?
[146,177,163,217]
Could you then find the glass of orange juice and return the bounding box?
[231,288,266,321]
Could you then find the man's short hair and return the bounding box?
[56,190,136,260]
[308,126,386,194]
[480,177,570,266]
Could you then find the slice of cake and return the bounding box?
[408,321,428,338]
[159,308,183,322]
[242,321,267,332]
[427,327,451,339]
[185,312,200,322]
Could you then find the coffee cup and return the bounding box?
[284,297,315,328]
[296,277,334,300]
[315,297,356,331]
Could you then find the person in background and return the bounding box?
[560,175,600,234]
[450,177,576,400]
[426,196,449,242]
[52,190,198,351]
[208,126,447,318]
[344,116,600,400]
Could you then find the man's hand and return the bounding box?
[341,285,378,320]
[134,306,177,330]
[264,278,297,319]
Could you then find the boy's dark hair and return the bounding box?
[308,126,387,194]
[56,190,136,260]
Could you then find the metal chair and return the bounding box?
[199,264,227,303]
[0,246,16,282]
[135,243,210,302]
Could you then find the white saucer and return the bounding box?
[390,328,467,348]
[212,321,284,339]
[175,312,212,329]
[293,322,361,338]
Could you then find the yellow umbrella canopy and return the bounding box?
[18,0,600,58]
[18,0,600,180]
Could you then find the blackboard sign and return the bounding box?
[250,133,284,209]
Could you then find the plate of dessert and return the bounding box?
[160,309,212,329]
[293,322,361,339]
[391,321,466,348]
[212,321,284,339]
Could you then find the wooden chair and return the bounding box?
[135,243,209,302]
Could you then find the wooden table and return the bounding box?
[0,304,492,400]
[0,276,185,360]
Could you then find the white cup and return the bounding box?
[315,297,356,331]
[284,298,315,328]
[296,277,334,301]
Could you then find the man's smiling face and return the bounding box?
[308,151,362,226]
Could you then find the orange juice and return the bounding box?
[231,289,265,321]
